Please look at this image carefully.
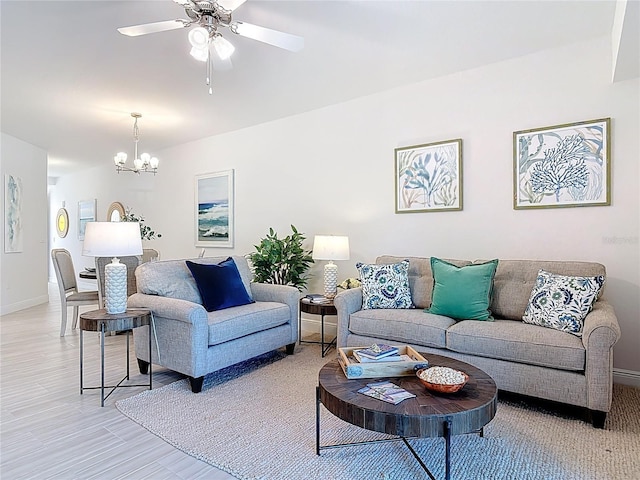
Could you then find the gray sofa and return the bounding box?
[128,256,299,393]
[334,256,621,427]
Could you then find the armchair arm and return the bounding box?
[128,293,208,325]
[333,287,363,348]
[581,300,621,412]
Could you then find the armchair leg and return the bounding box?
[590,410,607,428]
[137,358,150,375]
[285,343,295,355]
[189,376,204,393]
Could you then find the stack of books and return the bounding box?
[304,294,331,304]
[352,344,410,363]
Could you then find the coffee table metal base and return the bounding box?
[316,386,458,480]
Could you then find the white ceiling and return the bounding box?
[0,0,632,178]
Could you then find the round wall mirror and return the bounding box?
[107,202,126,222]
[56,208,69,238]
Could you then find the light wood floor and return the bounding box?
[1,284,236,479]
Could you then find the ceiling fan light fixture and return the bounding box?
[190,45,209,62]
[212,35,235,60]
[188,26,210,48]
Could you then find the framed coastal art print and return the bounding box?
[395,139,463,213]
[78,199,96,240]
[514,118,611,209]
[195,170,234,248]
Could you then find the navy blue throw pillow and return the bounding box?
[185,258,254,312]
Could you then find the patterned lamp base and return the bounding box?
[105,259,127,314]
[323,262,338,299]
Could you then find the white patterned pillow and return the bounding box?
[522,269,605,336]
[356,260,413,310]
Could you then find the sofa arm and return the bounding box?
[581,300,621,412]
[334,287,363,348]
[128,293,208,325]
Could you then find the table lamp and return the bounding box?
[82,221,143,314]
[312,235,350,298]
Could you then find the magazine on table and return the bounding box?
[357,381,416,405]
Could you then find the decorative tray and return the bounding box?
[338,346,428,379]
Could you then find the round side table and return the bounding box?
[299,297,337,357]
[79,308,153,406]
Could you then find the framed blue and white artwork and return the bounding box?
[514,118,611,209]
[4,174,23,253]
[195,170,234,248]
[394,139,463,213]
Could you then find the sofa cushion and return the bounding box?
[376,256,471,309]
[207,301,291,346]
[446,319,585,371]
[186,258,254,312]
[357,260,413,309]
[522,269,605,336]
[428,258,498,320]
[487,260,606,321]
[136,255,254,304]
[348,309,457,348]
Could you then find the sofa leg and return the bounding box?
[137,358,150,375]
[285,343,295,355]
[189,376,204,393]
[590,410,606,428]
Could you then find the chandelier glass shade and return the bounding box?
[114,113,159,175]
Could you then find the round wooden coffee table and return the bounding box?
[316,353,497,480]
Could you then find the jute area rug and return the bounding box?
[116,345,640,480]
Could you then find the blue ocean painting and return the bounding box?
[198,201,229,241]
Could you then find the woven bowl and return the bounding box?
[416,367,469,393]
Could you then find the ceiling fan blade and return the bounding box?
[217,0,247,12]
[232,22,304,52]
[117,20,187,37]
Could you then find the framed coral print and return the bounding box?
[4,174,23,253]
[395,139,463,213]
[514,118,611,209]
[56,208,69,238]
[195,170,234,248]
[78,199,96,240]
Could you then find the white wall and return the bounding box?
[0,133,48,314]
[49,35,639,374]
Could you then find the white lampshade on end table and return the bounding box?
[82,222,143,314]
[312,235,350,298]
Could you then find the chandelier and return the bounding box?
[114,113,159,174]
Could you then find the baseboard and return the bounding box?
[300,317,337,336]
[0,294,49,316]
[613,368,640,388]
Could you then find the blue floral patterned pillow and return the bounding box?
[356,260,413,310]
[522,269,605,336]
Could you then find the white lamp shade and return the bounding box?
[82,222,143,258]
[212,35,235,60]
[312,235,350,261]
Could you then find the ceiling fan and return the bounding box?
[117,0,304,94]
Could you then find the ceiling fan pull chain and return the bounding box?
[206,47,213,95]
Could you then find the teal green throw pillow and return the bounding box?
[427,257,499,320]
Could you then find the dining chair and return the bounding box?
[141,248,159,263]
[51,248,100,337]
[95,256,140,309]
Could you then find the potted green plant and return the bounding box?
[122,207,162,241]
[249,225,313,291]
